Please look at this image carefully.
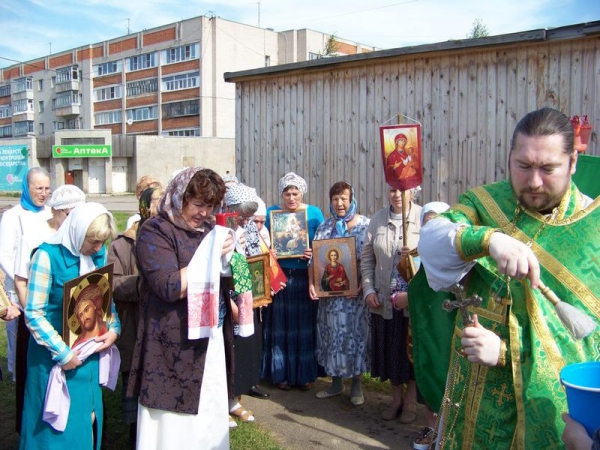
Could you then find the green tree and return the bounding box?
[324,33,340,56]
[467,19,490,38]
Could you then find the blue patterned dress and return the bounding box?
[313,215,371,378]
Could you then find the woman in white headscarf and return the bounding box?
[261,172,324,391]
[20,202,119,449]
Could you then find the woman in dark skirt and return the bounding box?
[261,172,324,391]
[360,187,422,423]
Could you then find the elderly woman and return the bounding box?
[128,168,235,450]
[261,172,324,391]
[308,182,371,405]
[12,184,86,433]
[108,185,162,446]
[361,187,422,423]
[223,183,269,424]
[20,202,119,449]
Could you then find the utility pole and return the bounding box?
[126,18,131,34]
[49,43,52,55]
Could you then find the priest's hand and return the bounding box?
[461,315,502,366]
[488,232,541,289]
[561,413,593,450]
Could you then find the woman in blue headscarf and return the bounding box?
[308,181,371,406]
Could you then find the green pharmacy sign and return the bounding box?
[52,145,112,158]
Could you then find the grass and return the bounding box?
[0,209,284,449]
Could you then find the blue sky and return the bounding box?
[1,0,599,68]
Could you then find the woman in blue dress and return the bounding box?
[20,202,119,449]
[308,181,370,406]
[261,172,324,391]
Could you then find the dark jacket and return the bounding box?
[107,227,139,373]
[127,214,233,414]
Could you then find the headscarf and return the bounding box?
[255,196,267,217]
[278,172,308,197]
[221,173,239,185]
[225,184,256,207]
[137,186,160,234]
[159,167,216,232]
[46,202,111,275]
[329,185,358,238]
[20,169,47,213]
[420,201,450,225]
[47,185,86,210]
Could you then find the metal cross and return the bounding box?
[442,283,483,327]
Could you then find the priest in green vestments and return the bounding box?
[416,107,600,449]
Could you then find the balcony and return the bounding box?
[12,110,35,121]
[11,89,34,101]
[55,80,80,94]
[55,104,81,117]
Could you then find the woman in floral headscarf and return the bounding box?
[127,168,235,450]
[308,181,371,406]
[261,172,324,391]
[107,185,163,447]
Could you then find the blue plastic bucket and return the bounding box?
[560,361,600,437]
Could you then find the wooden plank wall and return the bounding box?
[234,36,600,216]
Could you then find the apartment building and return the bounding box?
[0,15,374,140]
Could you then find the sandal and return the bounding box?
[399,402,418,424]
[381,404,402,420]
[350,393,364,406]
[413,426,437,449]
[277,382,292,391]
[229,406,255,422]
[316,387,344,399]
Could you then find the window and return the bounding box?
[13,77,33,93]
[38,123,44,135]
[66,118,82,129]
[13,99,34,113]
[51,76,56,88]
[0,105,11,118]
[53,121,65,131]
[94,61,121,76]
[162,100,199,119]
[0,125,12,137]
[308,52,322,60]
[127,53,157,71]
[0,84,10,97]
[126,78,158,97]
[13,121,34,136]
[162,71,199,91]
[126,106,157,122]
[162,128,200,137]
[55,91,80,108]
[38,79,44,91]
[95,110,122,125]
[38,101,45,113]
[94,85,123,101]
[265,55,271,67]
[56,66,78,84]
[163,44,199,64]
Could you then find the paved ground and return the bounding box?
[1,194,426,449]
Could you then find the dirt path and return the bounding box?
[241,378,426,449]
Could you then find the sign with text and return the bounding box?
[0,145,28,191]
[52,145,112,158]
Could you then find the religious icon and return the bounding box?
[269,209,309,259]
[379,123,423,191]
[312,237,359,298]
[62,264,113,348]
[246,253,272,307]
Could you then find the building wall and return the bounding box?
[135,135,235,187]
[229,31,600,215]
